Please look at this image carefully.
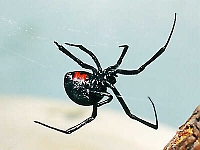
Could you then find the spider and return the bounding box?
[34,13,176,134]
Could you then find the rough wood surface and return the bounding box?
[164,105,200,150]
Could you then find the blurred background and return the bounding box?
[0,0,199,130]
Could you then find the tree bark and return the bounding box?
[164,105,200,150]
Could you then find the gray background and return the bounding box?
[0,0,199,128]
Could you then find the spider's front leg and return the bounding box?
[115,13,176,75]
[110,85,158,129]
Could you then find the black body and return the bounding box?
[64,71,107,106]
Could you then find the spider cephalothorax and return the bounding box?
[34,13,176,134]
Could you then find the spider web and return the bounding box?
[1,1,200,144]
[0,1,153,101]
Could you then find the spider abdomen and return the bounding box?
[64,71,107,106]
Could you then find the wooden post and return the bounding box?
[164,105,200,150]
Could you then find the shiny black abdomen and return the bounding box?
[64,71,107,106]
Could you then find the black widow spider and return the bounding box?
[34,13,176,134]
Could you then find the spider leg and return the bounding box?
[110,85,158,129]
[89,91,113,107]
[65,42,102,72]
[34,103,97,134]
[107,45,129,70]
[115,13,176,75]
[54,41,97,73]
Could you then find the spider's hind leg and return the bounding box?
[65,42,102,72]
[54,41,97,73]
[90,91,113,107]
[34,103,98,134]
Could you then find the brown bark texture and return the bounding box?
[164,105,200,150]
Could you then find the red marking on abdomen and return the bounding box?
[73,72,87,81]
